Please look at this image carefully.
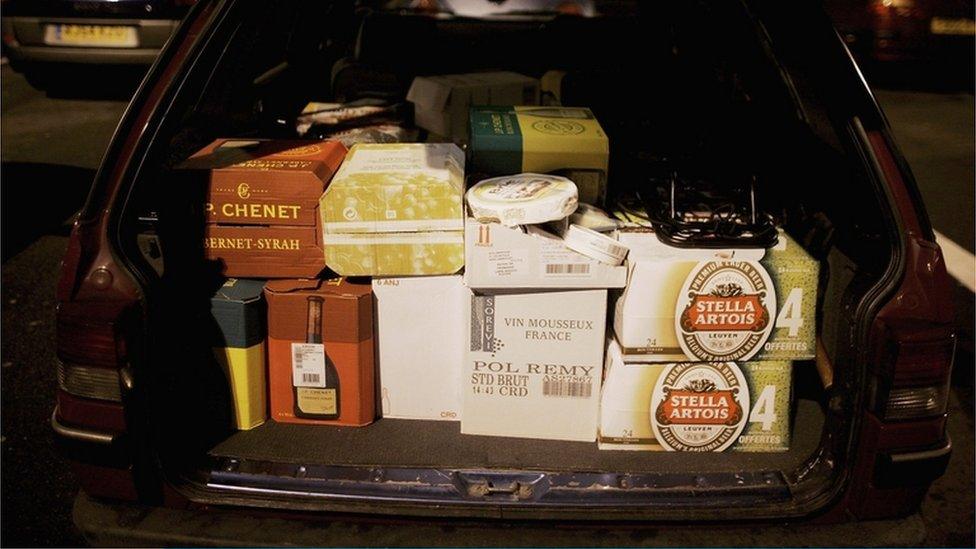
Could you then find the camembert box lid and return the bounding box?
[180,139,348,227]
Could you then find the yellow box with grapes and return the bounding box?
[319,144,465,276]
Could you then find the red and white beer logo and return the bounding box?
[651,362,749,452]
[675,260,776,362]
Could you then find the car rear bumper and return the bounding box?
[2,16,178,65]
[72,491,928,547]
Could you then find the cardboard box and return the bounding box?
[203,224,325,279]
[265,278,375,426]
[179,139,347,278]
[469,106,609,205]
[613,230,818,363]
[462,289,607,442]
[183,139,347,227]
[210,278,267,430]
[407,72,539,143]
[373,275,465,421]
[599,339,792,452]
[320,144,465,276]
[464,218,627,290]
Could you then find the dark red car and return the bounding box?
[53,0,955,542]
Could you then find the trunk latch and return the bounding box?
[453,472,549,501]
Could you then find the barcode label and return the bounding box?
[291,343,327,388]
[544,263,590,275]
[606,243,628,257]
[543,379,593,398]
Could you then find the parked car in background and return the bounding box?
[1,0,193,89]
[824,0,974,69]
[54,0,956,544]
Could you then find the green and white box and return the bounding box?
[613,230,818,363]
[599,339,792,452]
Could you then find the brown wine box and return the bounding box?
[264,277,375,426]
[180,139,348,278]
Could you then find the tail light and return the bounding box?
[57,362,123,402]
[882,382,951,420]
[56,309,128,402]
[869,322,956,421]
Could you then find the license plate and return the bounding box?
[43,24,138,47]
[930,17,976,35]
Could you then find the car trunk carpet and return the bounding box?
[209,398,824,474]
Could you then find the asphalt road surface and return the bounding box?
[1,63,972,547]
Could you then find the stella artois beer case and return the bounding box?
[600,339,792,452]
[264,277,375,426]
[179,138,347,278]
[613,230,818,363]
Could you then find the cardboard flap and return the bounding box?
[407,77,454,111]
[213,278,266,304]
[264,278,325,294]
[179,139,347,172]
[211,278,267,349]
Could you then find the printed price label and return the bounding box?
[291,343,327,388]
[487,249,528,277]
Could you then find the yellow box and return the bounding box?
[212,343,267,430]
[320,144,465,276]
[210,278,268,430]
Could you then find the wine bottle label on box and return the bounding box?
[291,343,327,388]
[296,387,337,415]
